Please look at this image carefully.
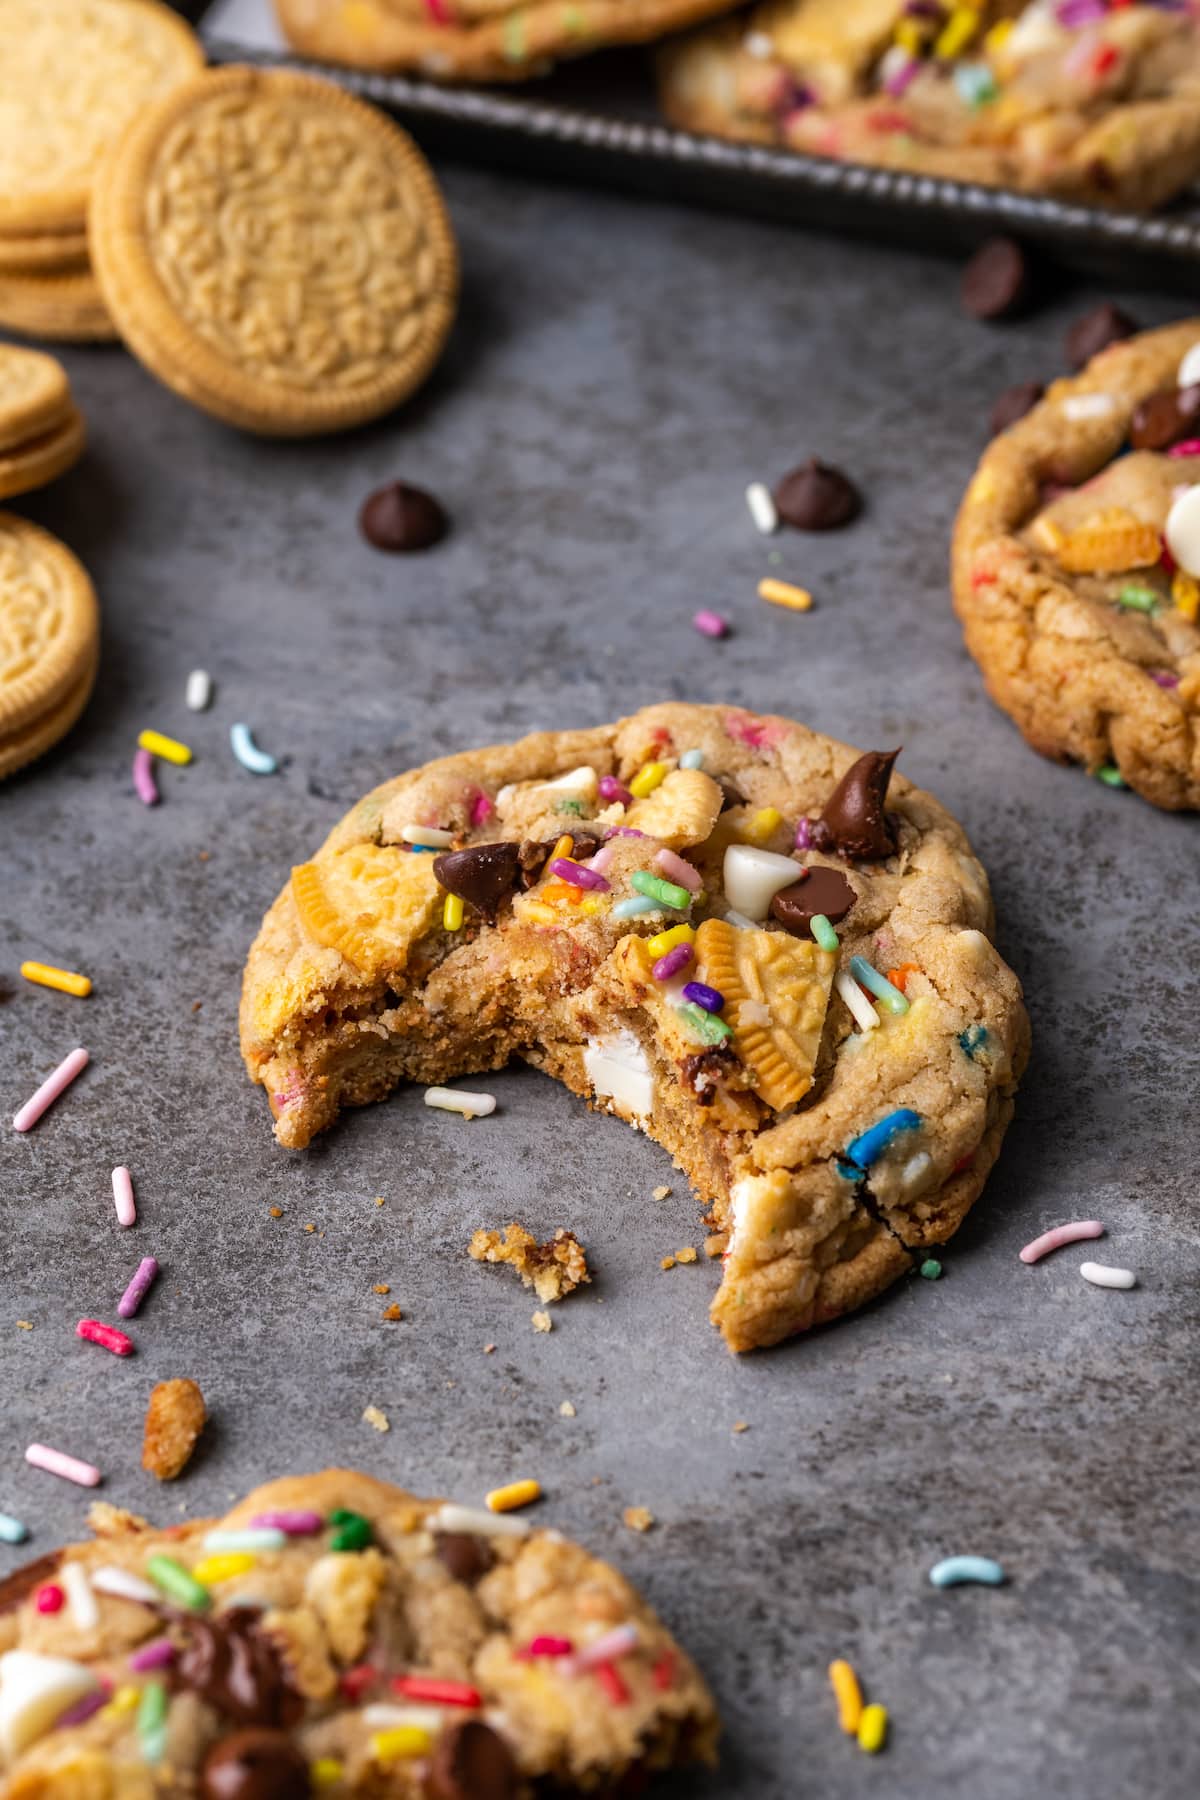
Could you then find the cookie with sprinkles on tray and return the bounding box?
[659,0,1200,212]
[0,1467,718,1794]
[240,703,1029,1353]
[954,317,1200,809]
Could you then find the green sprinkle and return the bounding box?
[849,954,908,1016]
[145,1555,209,1612]
[556,798,584,815]
[561,3,586,31]
[676,1002,733,1047]
[503,13,526,59]
[919,1259,943,1280]
[1095,764,1127,788]
[630,871,691,911]
[810,913,839,952]
[137,1679,168,1763]
[1116,584,1159,614]
[329,1511,372,1552]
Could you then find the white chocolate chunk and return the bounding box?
[722,844,802,922]
[429,1503,531,1538]
[401,824,454,847]
[537,766,599,800]
[1178,343,1200,389]
[1060,393,1116,422]
[1165,485,1200,577]
[60,1564,97,1633]
[583,1030,655,1120]
[0,1651,99,1759]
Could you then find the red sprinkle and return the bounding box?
[392,1675,482,1708]
[951,1150,977,1175]
[1091,43,1119,79]
[35,1584,64,1615]
[339,1664,378,1703]
[595,1663,631,1705]
[75,1319,134,1357]
[651,1650,676,1691]
[518,1635,574,1659]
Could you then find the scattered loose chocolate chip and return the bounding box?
[435,1532,494,1585]
[200,1729,311,1800]
[770,865,856,936]
[359,480,447,553]
[1064,303,1137,372]
[176,1611,302,1728]
[427,1719,520,1800]
[960,237,1030,321]
[989,380,1045,437]
[1130,383,1200,452]
[433,842,521,922]
[774,458,861,532]
[810,750,900,862]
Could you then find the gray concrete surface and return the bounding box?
[2,170,1198,1799]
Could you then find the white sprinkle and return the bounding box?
[723,908,759,931]
[185,670,213,712]
[424,1087,496,1118]
[430,1503,530,1538]
[745,481,778,535]
[111,1166,136,1229]
[362,1703,449,1732]
[1080,1261,1136,1290]
[1178,342,1200,389]
[402,824,454,848]
[744,30,774,58]
[901,1151,932,1191]
[90,1567,157,1605]
[60,1564,98,1633]
[1061,393,1117,422]
[835,970,879,1033]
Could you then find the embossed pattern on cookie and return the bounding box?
[624,767,724,849]
[291,845,442,976]
[0,513,99,740]
[695,918,835,1112]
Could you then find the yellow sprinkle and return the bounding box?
[522,902,557,924]
[371,1727,431,1763]
[579,896,607,916]
[758,577,812,612]
[485,1478,542,1514]
[99,1684,141,1721]
[1173,570,1200,622]
[628,760,668,799]
[443,892,464,931]
[742,807,782,844]
[984,17,1013,54]
[1029,516,1066,553]
[646,923,695,959]
[857,1702,888,1754]
[828,1659,864,1734]
[19,961,91,998]
[310,1760,344,1791]
[550,834,574,862]
[935,7,979,58]
[137,729,192,766]
[191,1552,256,1585]
[894,19,924,55]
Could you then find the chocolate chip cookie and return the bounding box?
[954,318,1200,809]
[241,705,1029,1353]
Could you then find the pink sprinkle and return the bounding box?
[35,1584,64,1615]
[724,710,773,748]
[518,1634,574,1659]
[563,1624,639,1676]
[1150,669,1180,689]
[132,747,159,806]
[655,849,702,893]
[883,55,920,97]
[588,844,616,876]
[606,827,648,839]
[55,1690,106,1729]
[112,1165,136,1228]
[118,1256,159,1319]
[424,0,453,20]
[77,1319,135,1357]
[549,857,609,891]
[13,1047,89,1133]
[128,1637,176,1673]
[249,1509,324,1535]
[598,775,633,805]
[1167,439,1200,458]
[25,1443,101,1488]
[469,790,493,826]
[692,610,729,639]
[794,818,813,850]
[1019,1220,1104,1264]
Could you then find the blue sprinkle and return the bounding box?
[0,1512,28,1545]
[929,1555,1006,1589]
[679,749,705,770]
[958,1025,989,1061]
[612,895,659,920]
[230,722,278,776]
[842,1108,922,1175]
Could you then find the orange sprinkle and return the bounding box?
[885,962,918,993]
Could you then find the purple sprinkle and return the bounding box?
[682,981,724,1014]
[1150,669,1181,688]
[883,56,920,98]
[605,827,648,839]
[117,1256,159,1320]
[1057,0,1107,24]
[248,1509,324,1535]
[598,775,633,805]
[549,857,610,891]
[794,818,813,850]
[692,610,730,639]
[129,1637,176,1673]
[653,944,693,982]
[55,1690,107,1729]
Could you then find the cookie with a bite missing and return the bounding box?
[241,704,1028,1352]
[954,318,1200,810]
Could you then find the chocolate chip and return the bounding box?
[435,1532,494,1585]
[960,237,1030,321]
[989,380,1045,437]
[774,459,861,531]
[1129,383,1200,452]
[770,865,856,936]
[359,481,448,553]
[433,842,521,922]
[176,1612,302,1728]
[201,1729,311,1800]
[1064,303,1137,372]
[811,750,900,862]
[427,1720,519,1800]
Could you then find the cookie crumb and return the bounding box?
[652,1185,671,1200]
[483,1343,497,1355]
[704,1236,726,1259]
[269,1206,282,1218]
[660,1256,676,1271]
[191,1000,203,1012]
[303,1222,316,1234]
[374,1197,385,1207]
[559,1400,576,1418]
[142,1378,206,1481]
[381,1303,403,1321]
[676,1246,698,1264]
[532,1311,553,1333]
[623,1506,655,1533]
[733,1421,749,1434]
[362,1404,390,1433]
[373,1283,391,1294]
[16,1320,32,1331]
[87,1501,149,1537]
[469,1221,590,1304]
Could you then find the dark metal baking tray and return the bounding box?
[198,1,1200,289]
